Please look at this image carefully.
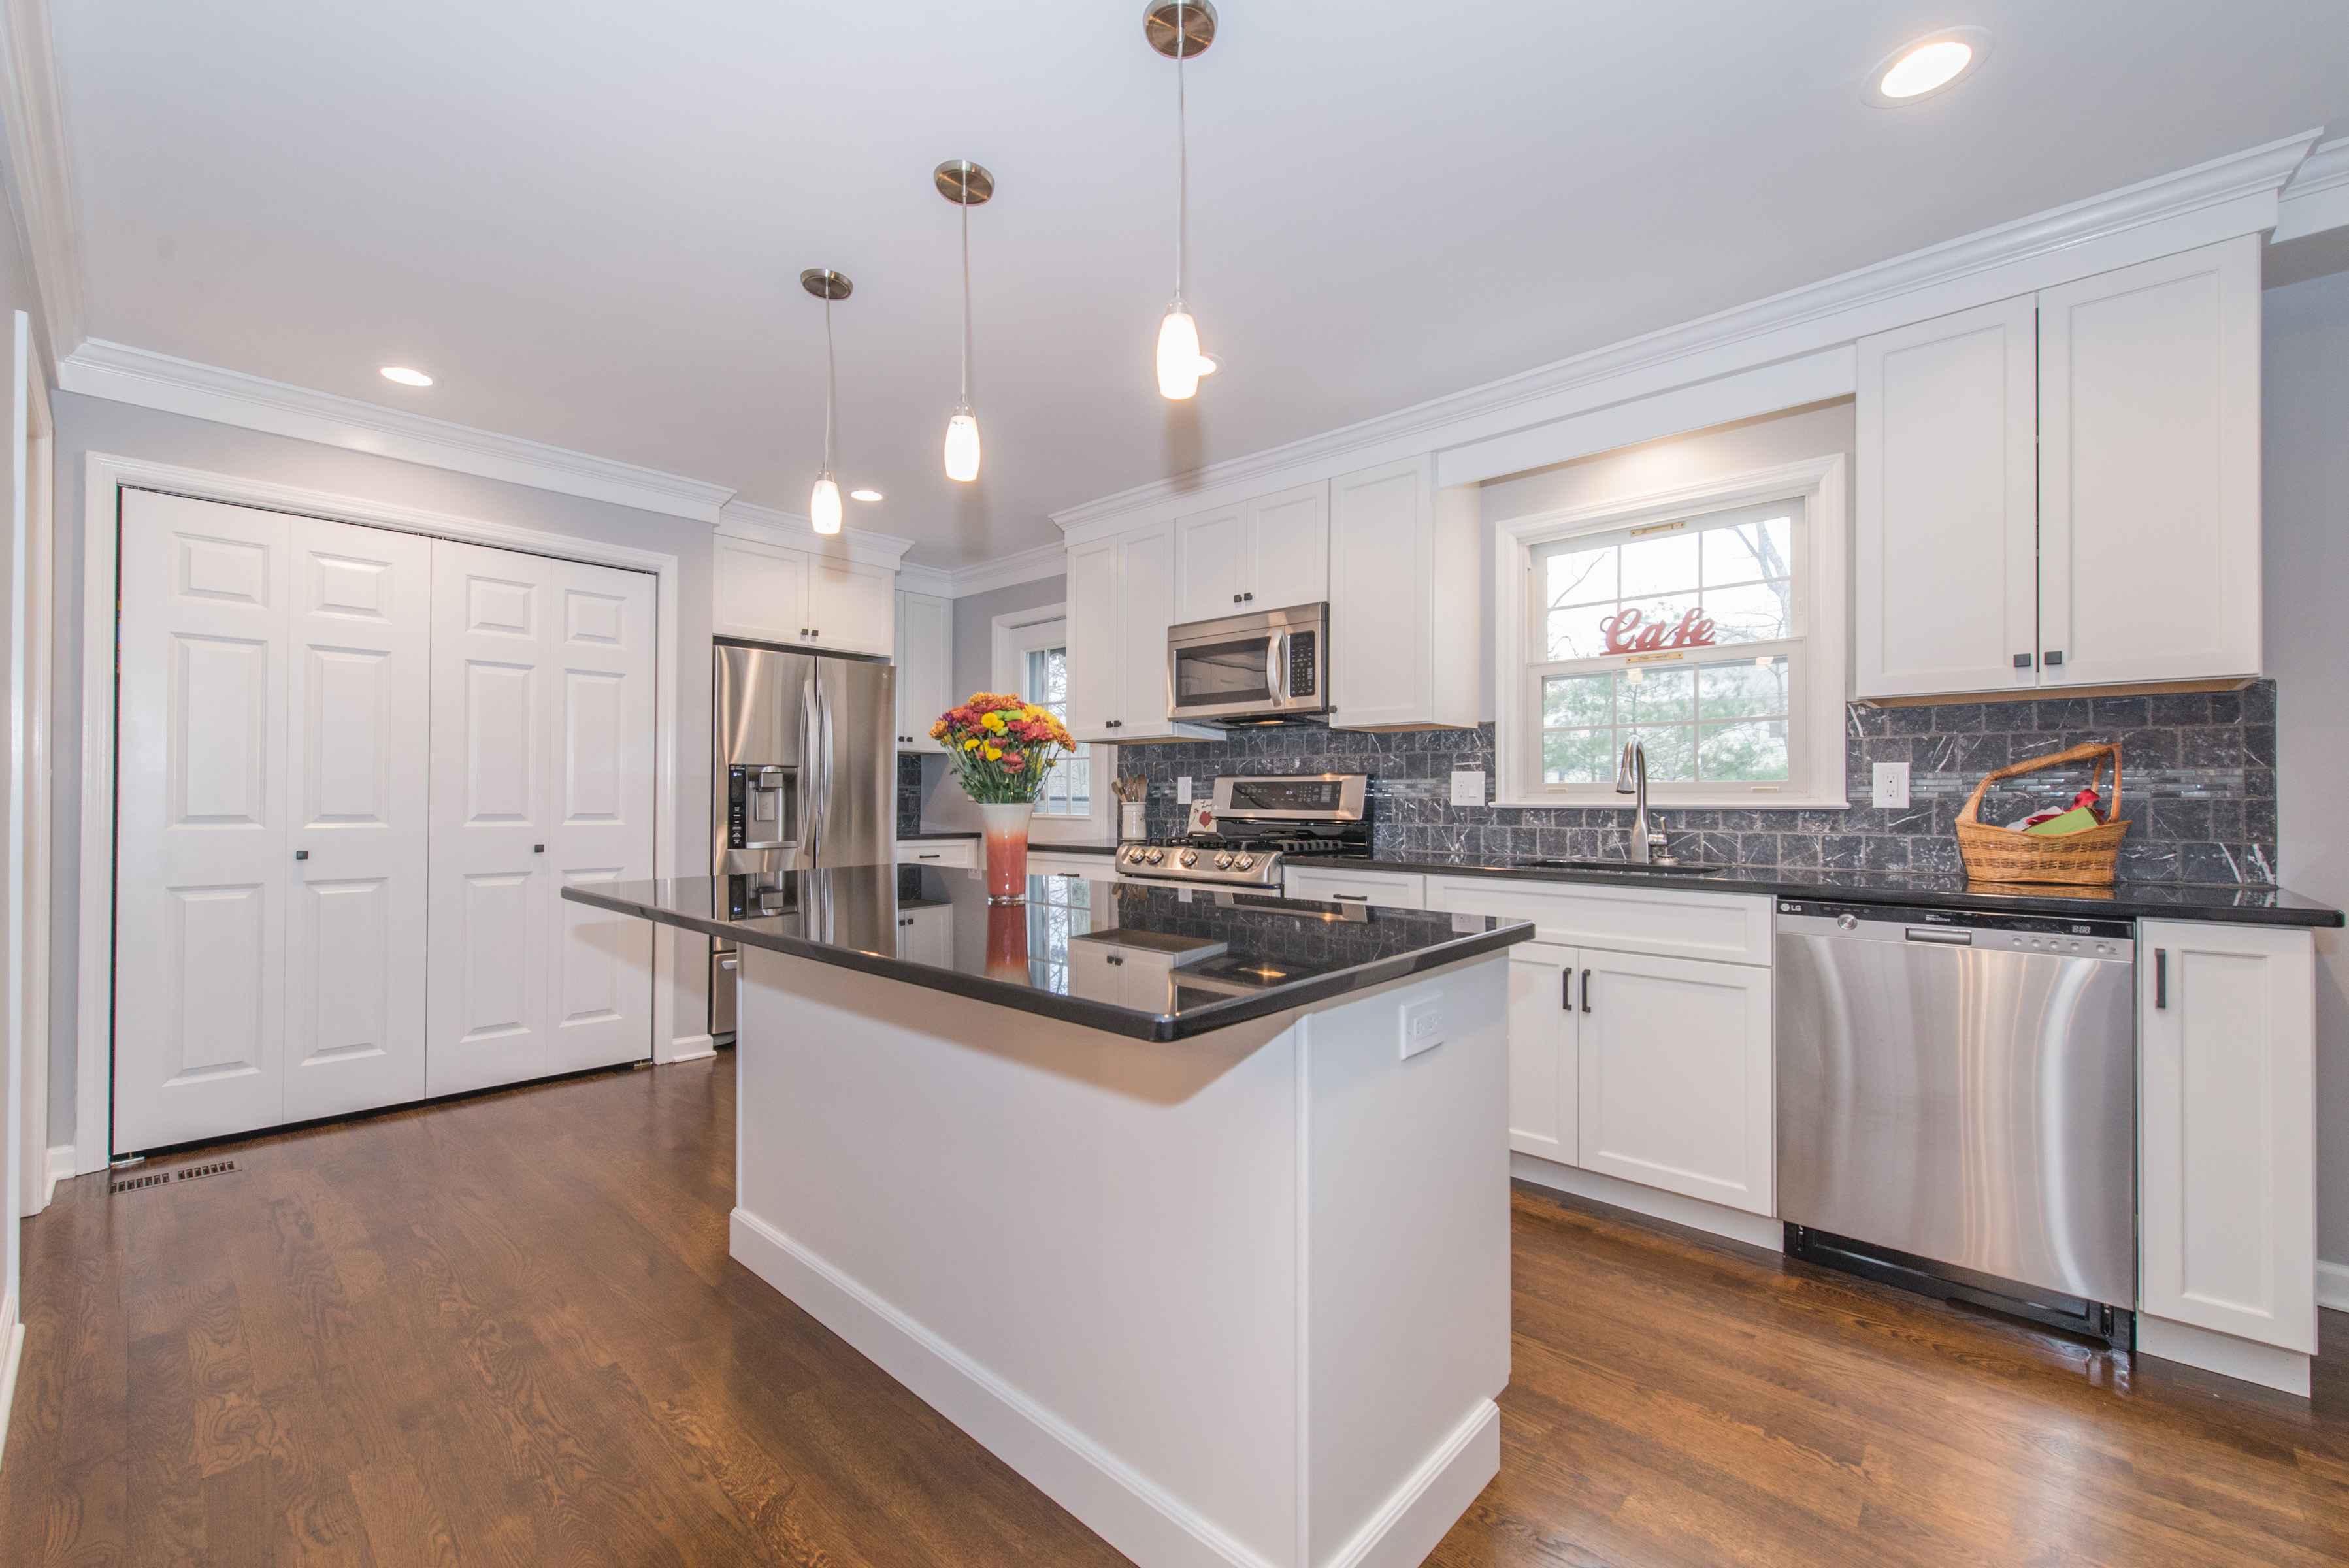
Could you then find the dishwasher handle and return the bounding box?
[1903,926,1975,946]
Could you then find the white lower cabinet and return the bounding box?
[1281,865,1427,909]
[896,838,977,870]
[2137,921,2316,1361]
[1575,948,1773,1216]
[1505,942,1577,1164]
[895,904,953,968]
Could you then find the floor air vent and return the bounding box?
[109,1158,240,1195]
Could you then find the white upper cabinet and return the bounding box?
[2039,238,2262,688]
[2138,921,2316,1358]
[1172,482,1332,624]
[1064,521,1217,743]
[1854,297,2039,698]
[893,590,953,752]
[714,533,895,656]
[1853,237,2262,699]
[1328,457,1479,730]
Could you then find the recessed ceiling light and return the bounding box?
[850,488,884,502]
[379,365,433,386]
[1865,28,1989,106]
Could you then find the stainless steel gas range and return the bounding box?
[1115,773,1370,888]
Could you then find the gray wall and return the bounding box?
[917,573,1070,832]
[46,393,717,1140]
[2264,267,2349,1271]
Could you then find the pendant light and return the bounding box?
[1147,0,1217,399]
[800,267,852,534]
[935,159,994,482]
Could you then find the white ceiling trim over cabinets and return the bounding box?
[717,499,913,572]
[57,338,739,523]
[2275,135,2349,243]
[1049,129,2320,546]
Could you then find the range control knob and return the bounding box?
[1146,847,1166,865]
[1213,853,1234,870]
[1233,853,1255,871]
[1179,849,1200,868]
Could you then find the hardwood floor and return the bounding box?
[2,1054,2342,1567]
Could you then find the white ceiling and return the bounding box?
[50,0,2349,565]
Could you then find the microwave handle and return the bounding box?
[1267,630,1287,705]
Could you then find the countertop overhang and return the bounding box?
[564,869,1532,1041]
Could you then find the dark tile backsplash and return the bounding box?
[1115,680,2280,887]
[897,752,925,838]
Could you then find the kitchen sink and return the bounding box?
[1523,857,1731,875]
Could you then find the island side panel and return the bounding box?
[1304,956,1511,1568]
[731,947,1305,1567]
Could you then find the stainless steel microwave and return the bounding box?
[1165,602,1330,724]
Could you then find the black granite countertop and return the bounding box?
[1289,853,2344,927]
[565,868,1531,1041]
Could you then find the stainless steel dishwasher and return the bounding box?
[1775,898,2137,1345]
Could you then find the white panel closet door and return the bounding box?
[427,540,557,1096]
[545,559,656,1074]
[283,516,432,1123]
[114,491,294,1150]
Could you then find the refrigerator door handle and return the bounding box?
[819,683,838,864]
[800,674,823,860]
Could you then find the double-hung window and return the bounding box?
[994,606,1113,841]
[1498,455,1848,808]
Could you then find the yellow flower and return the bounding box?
[981,711,1008,734]
[983,744,1003,762]
[1022,705,1043,721]
[962,737,981,751]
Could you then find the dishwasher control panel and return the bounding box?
[1775,899,2133,960]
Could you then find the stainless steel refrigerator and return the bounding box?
[711,640,896,1039]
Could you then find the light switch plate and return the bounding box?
[1449,770,1487,808]
[1176,776,1193,804]
[1872,762,1911,809]
[1399,996,1446,1061]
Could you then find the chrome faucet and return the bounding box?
[1615,738,1669,864]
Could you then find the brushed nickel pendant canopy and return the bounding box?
[798,268,852,302]
[1144,0,1216,59]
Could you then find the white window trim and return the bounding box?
[1493,454,1849,809]
[991,602,1115,844]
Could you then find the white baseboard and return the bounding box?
[2318,1259,2349,1313]
[661,1034,717,1066]
[2138,1314,2310,1399]
[730,1207,1493,1568]
[42,1146,73,1209]
[0,1298,23,1473]
[1511,1152,1784,1252]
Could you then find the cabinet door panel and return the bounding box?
[1246,482,1330,611]
[2039,238,2261,687]
[898,591,952,752]
[1854,297,2039,698]
[1505,943,1577,1164]
[806,557,895,655]
[1066,538,1123,742]
[1115,524,1183,739]
[1577,951,1773,1215]
[2139,921,2314,1352]
[714,537,811,644]
[1328,459,1429,728]
[1173,505,1247,624]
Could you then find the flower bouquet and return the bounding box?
[930,692,1076,902]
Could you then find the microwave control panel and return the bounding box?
[1287,631,1317,698]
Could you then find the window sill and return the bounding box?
[1493,791,1851,812]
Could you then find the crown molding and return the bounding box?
[58,338,736,522]
[1052,129,2321,536]
[0,0,86,372]
[2274,136,2349,244]
[938,540,1068,598]
[717,499,915,570]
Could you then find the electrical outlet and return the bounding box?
[1872,761,1911,809]
[1399,996,1446,1060]
[1176,776,1192,804]
[1449,769,1487,808]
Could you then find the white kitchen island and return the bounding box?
[567,866,1531,1568]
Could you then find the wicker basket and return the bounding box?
[1953,741,2131,887]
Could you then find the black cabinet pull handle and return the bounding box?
[2043,650,2064,667]
[2012,653,2033,670]
[2154,949,2167,1009]
[1581,970,1593,1013]
[534,844,545,854]
[1243,591,1253,602]
[1561,968,1572,1010]
[293,849,309,861]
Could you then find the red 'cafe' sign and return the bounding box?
[1598,607,1718,657]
